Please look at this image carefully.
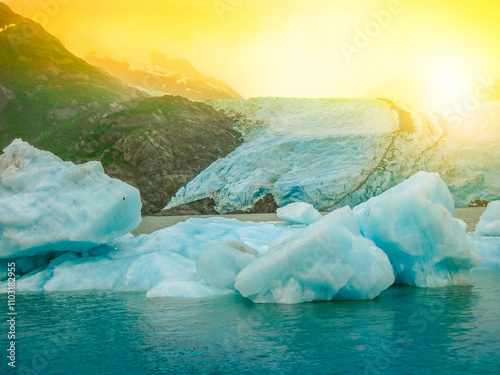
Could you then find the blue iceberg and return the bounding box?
[235,207,395,303]
[0,139,142,259]
[354,172,483,287]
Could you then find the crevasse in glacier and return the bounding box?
[234,206,395,304]
[353,171,483,287]
[0,139,142,259]
[165,98,500,214]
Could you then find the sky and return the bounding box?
[4,0,500,105]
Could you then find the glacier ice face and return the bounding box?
[234,206,395,304]
[166,98,500,214]
[0,139,142,259]
[475,201,500,236]
[414,101,500,207]
[166,98,445,213]
[196,241,259,290]
[276,202,323,225]
[354,172,483,287]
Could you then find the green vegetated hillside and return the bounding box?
[0,3,242,214]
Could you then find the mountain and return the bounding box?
[84,51,243,102]
[0,2,143,154]
[0,3,242,214]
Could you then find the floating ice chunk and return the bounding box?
[475,201,500,236]
[276,202,323,225]
[110,217,298,260]
[234,206,394,304]
[43,256,133,292]
[467,234,500,269]
[0,139,141,259]
[196,241,258,290]
[114,252,195,291]
[146,280,233,298]
[2,217,301,294]
[36,252,195,292]
[354,171,482,287]
[13,252,81,292]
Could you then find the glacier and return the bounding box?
[166,98,500,214]
[0,139,142,259]
[354,172,483,287]
[235,206,395,304]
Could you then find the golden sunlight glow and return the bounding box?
[431,68,468,99]
[424,59,478,108]
[4,0,500,103]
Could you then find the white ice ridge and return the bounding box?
[166,98,500,214]
[354,172,483,287]
[235,207,395,304]
[0,139,142,258]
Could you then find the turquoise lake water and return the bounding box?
[2,269,499,375]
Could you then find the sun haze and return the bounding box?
[4,0,500,103]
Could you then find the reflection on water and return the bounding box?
[2,269,499,374]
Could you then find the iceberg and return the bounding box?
[465,201,500,269]
[475,201,500,236]
[44,252,196,292]
[4,217,299,293]
[0,139,142,259]
[196,241,259,290]
[354,171,483,287]
[276,202,323,225]
[234,207,395,304]
[109,217,298,260]
[8,249,196,292]
[1,135,492,302]
[467,235,500,269]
